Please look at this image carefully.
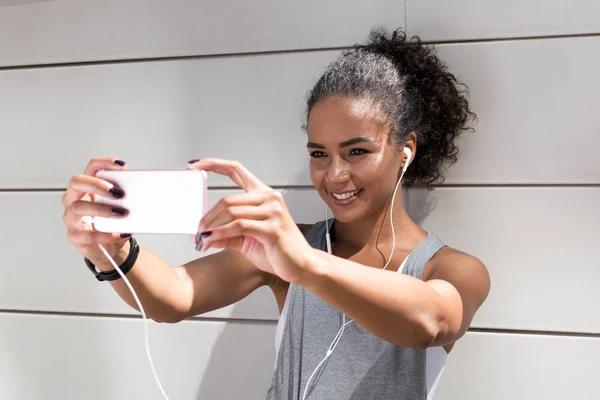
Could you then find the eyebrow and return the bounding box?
[306,136,374,149]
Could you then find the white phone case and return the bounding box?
[93,169,208,235]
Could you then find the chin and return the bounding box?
[327,202,367,224]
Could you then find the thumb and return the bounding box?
[203,237,245,253]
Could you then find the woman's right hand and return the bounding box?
[62,157,132,267]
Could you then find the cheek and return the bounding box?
[309,164,325,188]
[359,153,391,184]
[363,158,400,195]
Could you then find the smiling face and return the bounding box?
[307,96,408,223]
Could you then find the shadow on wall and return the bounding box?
[405,187,439,226]
[194,311,277,399]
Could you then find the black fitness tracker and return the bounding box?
[84,236,139,281]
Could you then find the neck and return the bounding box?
[331,190,425,252]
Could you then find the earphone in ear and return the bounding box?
[402,147,412,174]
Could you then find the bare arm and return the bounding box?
[96,245,268,323]
[96,222,315,322]
[296,247,490,349]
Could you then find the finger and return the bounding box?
[200,236,244,253]
[67,229,130,246]
[198,191,269,232]
[63,174,125,207]
[203,205,272,235]
[188,159,268,192]
[83,157,127,176]
[200,219,275,250]
[69,200,129,219]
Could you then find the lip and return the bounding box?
[328,188,363,206]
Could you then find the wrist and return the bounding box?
[92,240,132,272]
[291,248,329,287]
[85,237,139,282]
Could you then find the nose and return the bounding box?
[324,157,351,185]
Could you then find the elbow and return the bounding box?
[149,304,189,324]
[152,312,187,324]
[414,327,437,351]
[410,313,442,351]
[154,313,185,324]
[385,315,439,350]
[151,283,195,323]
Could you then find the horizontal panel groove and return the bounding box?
[422,31,600,45]
[470,327,600,339]
[0,309,277,325]
[2,32,599,72]
[0,45,350,72]
[2,183,598,193]
[424,183,600,188]
[3,309,599,338]
[0,185,316,192]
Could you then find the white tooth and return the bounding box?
[333,190,359,200]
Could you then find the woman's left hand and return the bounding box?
[188,158,317,283]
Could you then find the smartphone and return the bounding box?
[93,169,208,235]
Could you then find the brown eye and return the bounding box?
[310,151,327,158]
[349,148,368,156]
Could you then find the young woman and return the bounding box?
[62,29,490,399]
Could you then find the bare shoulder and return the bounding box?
[424,246,491,300]
[424,246,486,276]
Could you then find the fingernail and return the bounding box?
[114,160,126,166]
[188,159,200,164]
[109,187,125,199]
[120,233,132,238]
[200,231,212,238]
[195,232,203,251]
[111,207,127,216]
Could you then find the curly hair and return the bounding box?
[306,28,476,189]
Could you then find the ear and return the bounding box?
[401,132,417,171]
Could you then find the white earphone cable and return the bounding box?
[303,151,410,399]
[85,222,170,400]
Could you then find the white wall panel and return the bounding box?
[0,51,335,189]
[2,38,599,189]
[0,313,276,400]
[2,187,598,334]
[437,37,600,184]
[0,0,405,67]
[409,186,600,334]
[407,0,600,41]
[435,332,600,400]
[1,314,598,400]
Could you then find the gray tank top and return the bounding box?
[266,219,447,400]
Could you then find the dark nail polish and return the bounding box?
[114,160,126,166]
[111,207,127,216]
[188,159,200,164]
[195,232,203,251]
[120,233,132,238]
[109,187,125,199]
[200,231,212,238]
